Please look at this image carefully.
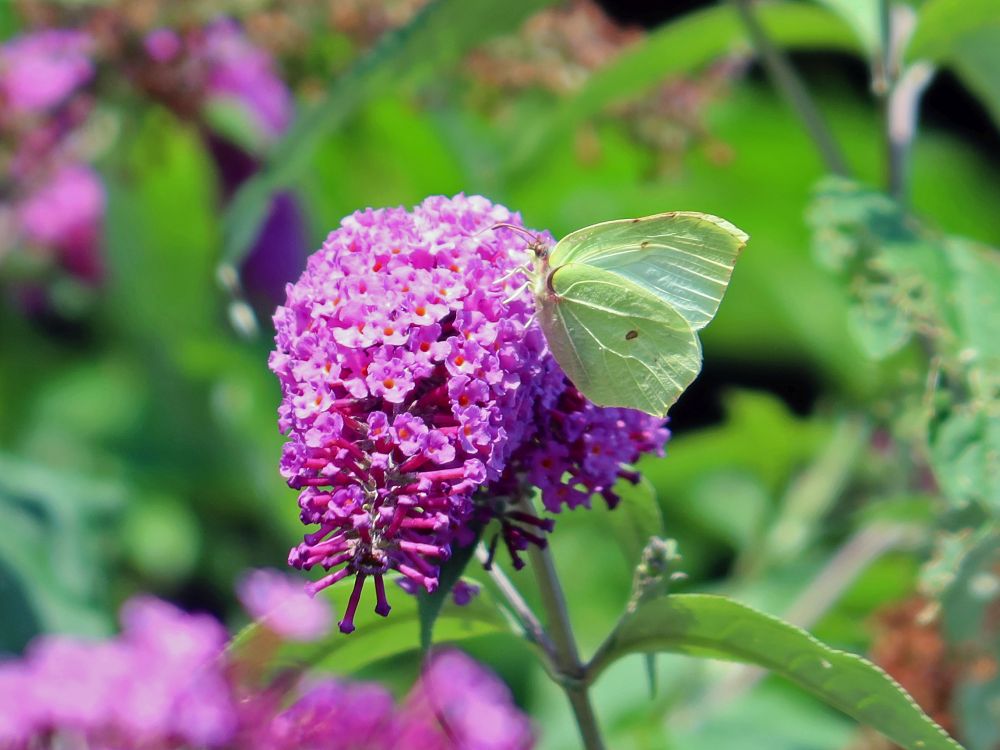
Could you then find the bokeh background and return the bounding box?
[2,1,998,748]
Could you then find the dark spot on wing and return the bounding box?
[625,329,639,340]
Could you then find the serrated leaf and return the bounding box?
[222,0,560,266]
[417,526,482,651]
[807,177,956,359]
[929,410,1000,512]
[588,594,963,750]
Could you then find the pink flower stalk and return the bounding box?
[272,195,553,632]
[237,568,333,641]
[0,30,93,116]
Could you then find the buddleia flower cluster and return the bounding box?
[271,194,669,633]
[0,572,534,749]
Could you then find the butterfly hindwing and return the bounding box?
[538,262,702,417]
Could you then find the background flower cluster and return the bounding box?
[0,570,534,749]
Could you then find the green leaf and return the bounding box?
[956,674,1000,750]
[0,453,123,651]
[417,526,482,651]
[939,529,1000,644]
[811,0,881,54]
[948,29,1000,133]
[929,409,1000,513]
[231,585,508,677]
[222,0,560,266]
[807,177,954,359]
[104,114,220,344]
[588,594,963,750]
[507,2,858,175]
[906,0,1000,63]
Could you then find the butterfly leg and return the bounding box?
[502,281,530,305]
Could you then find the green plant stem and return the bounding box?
[517,500,606,750]
[733,0,850,176]
[475,543,555,655]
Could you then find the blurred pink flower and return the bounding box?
[0,30,93,115]
[237,568,333,641]
[395,649,535,750]
[200,19,292,141]
[16,163,105,281]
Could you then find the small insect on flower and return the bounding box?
[527,212,748,417]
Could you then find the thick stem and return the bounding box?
[733,0,850,176]
[518,500,607,750]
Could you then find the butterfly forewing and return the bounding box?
[538,263,702,417]
[548,212,748,330]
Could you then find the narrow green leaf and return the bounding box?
[222,0,559,266]
[811,0,881,54]
[229,584,508,677]
[588,594,963,750]
[506,2,858,175]
[417,526,482,651]
[906,0,1000,63]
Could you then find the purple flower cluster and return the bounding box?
[271,194,669,628]
[0,30,104,283]
[0,591,533,750]
[272,195,552,631]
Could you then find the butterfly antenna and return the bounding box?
[484,222,534,238]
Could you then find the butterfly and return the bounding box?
[505,212,748,418]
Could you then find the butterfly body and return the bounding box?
[527,212,748,417]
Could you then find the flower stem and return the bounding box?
[733,0,849,176]
[518,500,606,750]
